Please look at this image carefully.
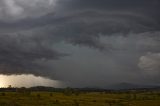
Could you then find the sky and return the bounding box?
[0,0,160,88]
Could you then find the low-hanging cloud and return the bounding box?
[0,34,67,77]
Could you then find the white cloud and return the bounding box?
[0,0,57,22]
[138,52,160,76]
[3,0,24,16]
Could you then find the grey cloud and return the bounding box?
[30,10,159,50]
[0,34,67,77]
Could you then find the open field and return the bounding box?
[0,90,160,106]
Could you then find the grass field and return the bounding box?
[0,91,160,106]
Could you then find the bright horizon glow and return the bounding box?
[0,76,6,88]
[0,74,63,88]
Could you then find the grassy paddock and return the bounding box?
[0,91,160,106]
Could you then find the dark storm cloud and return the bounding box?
[1,0,159,50]
[0,34,67,77]
[0,0,160,87]
[30,10,160,50]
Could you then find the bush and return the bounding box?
[1,92,5,96]
[37,94,41,98]
[92,100,97,102]
[50,93,53,97]
[73,100,79,106]
[55,100,59,103]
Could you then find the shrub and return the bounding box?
[1,92,5,96]
[37,94,41,98]
[92,100,97,102]
[73,100,79,106]
[50,93,53,97]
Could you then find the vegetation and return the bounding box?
[0,87,160,106]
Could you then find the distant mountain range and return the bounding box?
[105,82,160,90]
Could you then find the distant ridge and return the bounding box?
[105,82,160,90]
